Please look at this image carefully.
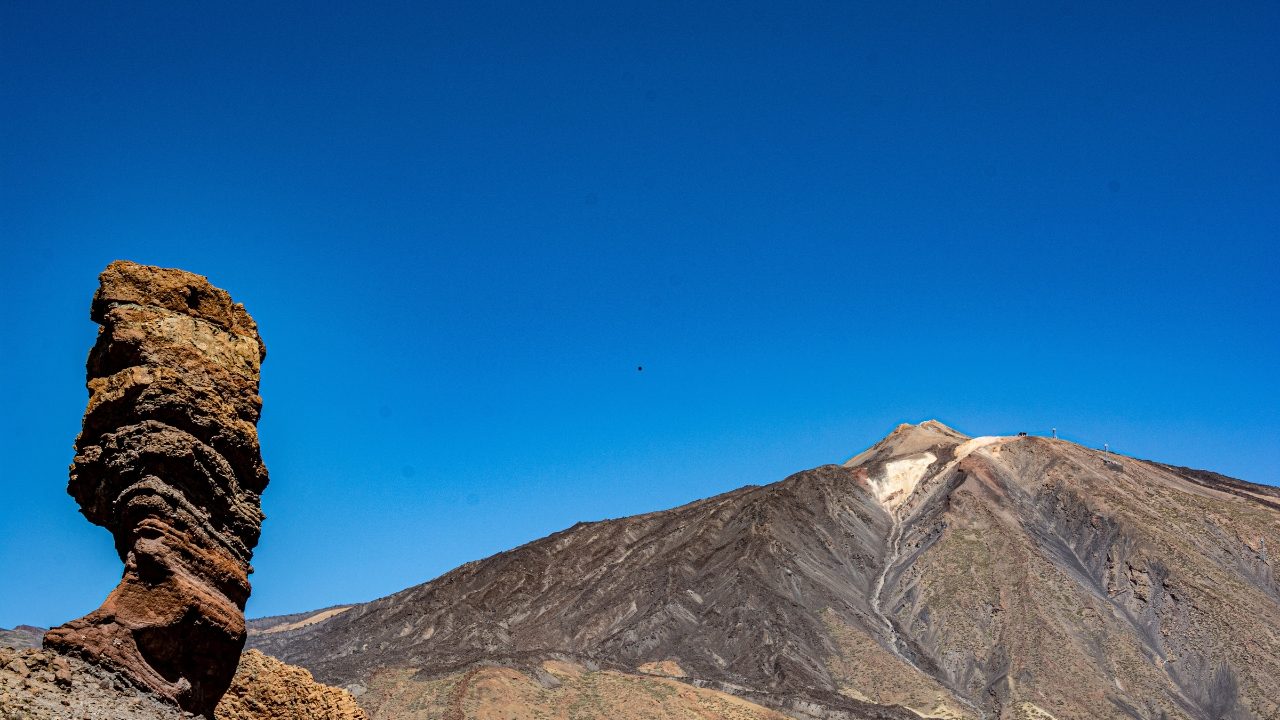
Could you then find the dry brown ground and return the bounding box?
[357,660,790,720]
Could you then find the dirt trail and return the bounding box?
[443,668,481,720]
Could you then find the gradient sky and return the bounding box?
[2,1,1277,629]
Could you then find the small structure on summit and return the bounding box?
[44,261,270,716]
[1101,442,1124,470]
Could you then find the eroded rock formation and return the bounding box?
[214,650,368,720]
[44,260,269,716]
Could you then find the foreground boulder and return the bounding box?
[44,261,270,716]
[215,651,367,720]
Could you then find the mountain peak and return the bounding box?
[914,418,965,433]
[844,419,969,469]
[892,418,969,443]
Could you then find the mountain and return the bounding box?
[248,421,1280,720]
[0,626,44,651]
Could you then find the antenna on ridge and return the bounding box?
[1101,441,1123,471]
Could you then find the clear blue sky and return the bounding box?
[2,1,1277,628]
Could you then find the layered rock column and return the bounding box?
[44,261,269,716]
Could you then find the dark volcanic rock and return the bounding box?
[252,466,895,686]
[44,261,269,717]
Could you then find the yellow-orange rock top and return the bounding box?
[216,650,368,720]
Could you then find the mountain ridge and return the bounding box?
[248,421,1280,719]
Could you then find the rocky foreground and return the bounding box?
[1,646,184,720]
[214,651,367,720]
[0,647,366,720]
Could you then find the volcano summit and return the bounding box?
[250,421,1279,719]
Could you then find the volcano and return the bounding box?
[249,421,1280,720]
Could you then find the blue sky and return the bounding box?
[1,1,1277,628]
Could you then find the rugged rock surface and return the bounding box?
[214,650,367,720]
[0,646,186,720]
[0,646,367,720]
[44,260,270,716]
[251,421,1280,719]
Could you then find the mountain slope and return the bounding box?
[250,422,1280,719]
[0,626,44,651]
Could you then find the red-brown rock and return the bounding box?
[44,261,269,717]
